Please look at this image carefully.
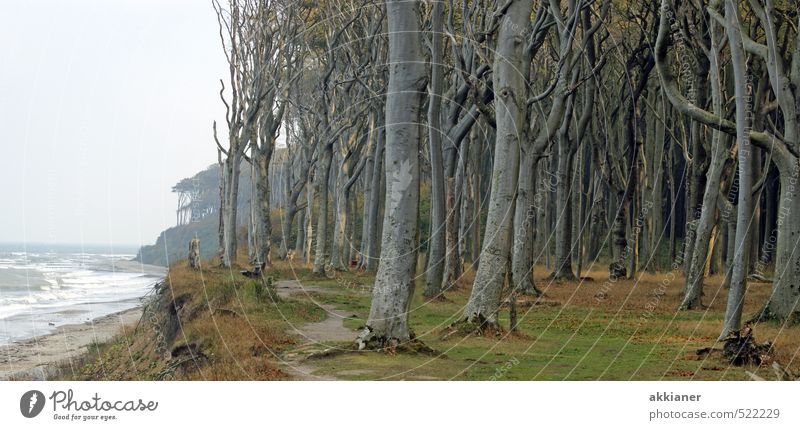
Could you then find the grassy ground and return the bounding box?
[58,260,326,380]
[278,261,800,381]
[57,257,800,381]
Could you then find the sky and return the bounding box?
[0,0,229,248]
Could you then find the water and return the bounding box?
[0,243,162,345]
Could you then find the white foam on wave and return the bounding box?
[0,251,159,335]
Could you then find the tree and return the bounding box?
[358,0,426,347]
[461,0,533,328]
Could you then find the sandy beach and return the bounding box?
[0,260,165,380]
[0,306,143,380]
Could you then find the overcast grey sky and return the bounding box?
[0,0,228,248]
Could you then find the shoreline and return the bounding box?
[0,306,145,380]
[0,260,165,381]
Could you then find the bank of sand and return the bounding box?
[0,260,165,380]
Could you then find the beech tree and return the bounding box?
[358,0,426,346]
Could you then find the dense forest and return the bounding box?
[143,0,800,354]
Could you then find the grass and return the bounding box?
[280,261,800,381]
[56,256,800,381]
[57,256,326,381]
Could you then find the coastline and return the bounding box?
[0,306,144,380]
[0,260,166,381]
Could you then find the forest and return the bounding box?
[123,0,800,380]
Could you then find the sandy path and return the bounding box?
[0,307,143,380]
[275,280,358,380]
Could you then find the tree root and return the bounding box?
[722,327,773,366]
[698,326,773,366]
[441,317,504,340]
[355,327,438,356]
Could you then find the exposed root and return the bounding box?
[441,317,504,340]
[722,326,773,366]
[355,327,438,356]
[699,326,773,367]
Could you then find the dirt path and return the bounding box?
[275,280,359,380]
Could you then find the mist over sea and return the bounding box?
[0,243,162,345]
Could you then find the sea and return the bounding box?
[0,243,163,345]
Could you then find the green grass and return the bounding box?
[286,272,775,381]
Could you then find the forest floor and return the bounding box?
[271,261,800,381]
[56,259,800,380]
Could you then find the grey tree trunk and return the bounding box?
[312,146,333,274]
[720,0,753,339]
[295,208,305,254]
[304,185,314,264]
[649,93,666,271]
[758,166,800,322]
[552,114,577,281]
[511,148,542,296]
[221,146,244,267]
[359,0,425,346]
[462,0,531,328]
[359,126,375,268]
[254,144,274,269]
[681,142,726,309]
[681,19,728,310]
[423,0,446,297]
[330,152,352,270]
[363,126,385,272]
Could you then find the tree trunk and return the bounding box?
[305,186,314,264]
[313,146,333,274]
[681,18,728,309]
[423,0,446,297]
[720,0,753,339]
[511,148,542,295]
[757,163,800,322]
[359,0,425,346]
[552,127,576,281]
[681,143,727,309]
[254,147,273,269]
[331,154,351,270]
[363,127,385,272]
[462,0,530,328]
